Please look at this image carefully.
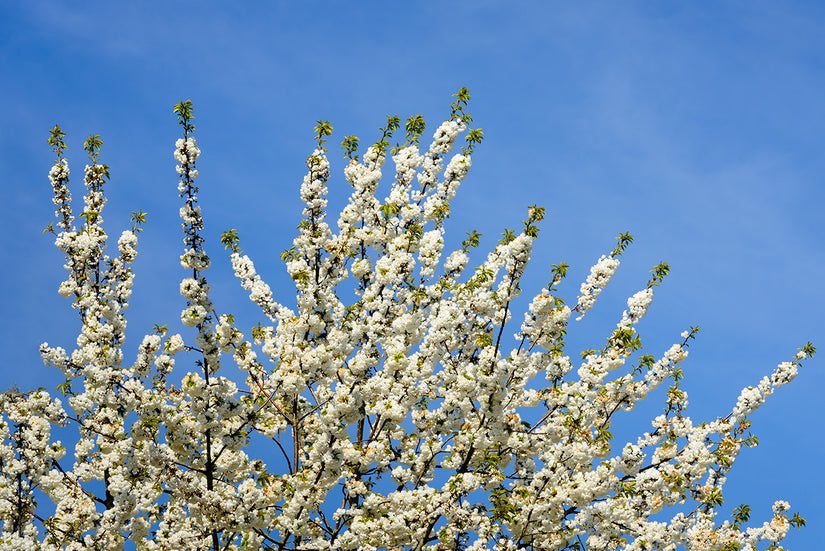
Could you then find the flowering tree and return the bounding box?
[0,90,814,551]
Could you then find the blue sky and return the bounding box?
[1,1,823,546]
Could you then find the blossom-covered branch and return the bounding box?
[0,90,815,551]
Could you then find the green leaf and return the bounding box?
[314,120,333,151]
[341,135,359,161]
[611,231,634,257]
[462,230,481,251]
[48,124,67,156]
[499,228,515,245]
[173,99,195,134]
[404,114,426,146]
[130,209,148,232]
[220,228,241,253]
[462,127,484,155]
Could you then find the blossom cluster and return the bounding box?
[0,94,814,551]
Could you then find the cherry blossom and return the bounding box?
[0,91,814,551]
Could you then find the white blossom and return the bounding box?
[5,96,813,551]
